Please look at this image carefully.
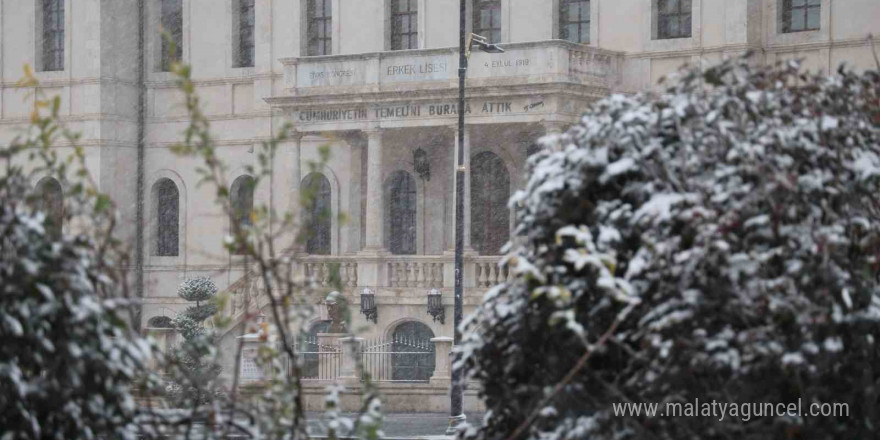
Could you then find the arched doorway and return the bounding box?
[471,151,510,255]
[302,173,332,255]
[391,321,435,382]
[386,170,417,255]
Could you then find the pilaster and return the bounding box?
[429,336,453,387]
[339,336,363,387]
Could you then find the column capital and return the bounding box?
[542,121,569,135]
[288,129,305,142]
[446,124,472,134]
[362,127,383,138]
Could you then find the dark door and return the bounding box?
[391,321,435,381]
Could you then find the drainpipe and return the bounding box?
[135,0,146,330]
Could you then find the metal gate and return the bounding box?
[361,336,435,382]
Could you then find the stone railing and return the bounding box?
[296,254,509,289]
[300,256,359,288]
[472,256,513,288]
[386,256,445,288]
[280,40,622,95]
[218,255,509,323]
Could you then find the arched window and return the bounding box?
[386,170,417,255]
[230,175,255,255]
[392,321,435,382]
[302,173,331,255]
[34,177,63,239]
[153,178,179,256]
[471,151,510,255]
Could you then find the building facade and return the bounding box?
[1,0,878,411]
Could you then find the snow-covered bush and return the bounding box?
[457,56,880,439]
[177,276,219,304]
[165,277,223,407]
[0,75,151,439]
[0,204,151,439]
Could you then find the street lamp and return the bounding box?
[448,4,504,434]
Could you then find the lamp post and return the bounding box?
[448,2,503,433]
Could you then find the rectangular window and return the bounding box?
[560,0,590,44]
[236,0,255,67]
[473,0,501,44]
[41,0,64,71]
[782,0,820,33]
[160,0,183,72]
[391,0,418,50]
[308,0,332,56]
[656,0,692,40]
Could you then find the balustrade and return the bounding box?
[302,258,358,288]
[473,257,512,288]
[224,255,509,292]
[387,259,444,288]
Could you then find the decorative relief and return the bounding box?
[569,51,615,80]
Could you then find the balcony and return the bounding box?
[297,254,511,290]
[267,40,624,131]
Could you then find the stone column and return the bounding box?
[429,336,453,387]
[278,131,304,251]
[357,129,388,287]
[363,129,385,251]
[447,125,472,251]
[444,126,477,288]
[339,336,363,386]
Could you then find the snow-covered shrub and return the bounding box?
[458,56,880,440]
[177,276,219,304]
[165,277,223,407]
[0,82,151,438]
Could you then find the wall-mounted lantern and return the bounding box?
[360,288,377,324]
[427,288,445,324]
[414,148,430,181]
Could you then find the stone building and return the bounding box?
[1,0,878,411]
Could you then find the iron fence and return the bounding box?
[361,337,435,383]
[291,336,341,380]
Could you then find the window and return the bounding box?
[235,0,255,67]
[782,0,820,33]
[386,171,417,255]
[153,179,179,257]
[230,175,255,255]
[40,0,65,71]
[391,322,435,382]
[34,177,63,239]
[473,0,501,44]
[308,0,332,56]
[160,0,183,71]
[471,151,509,255]
[656,0,692,40]
[302,173,331,255]
[560,0,590,44]
[391,0,418,50]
